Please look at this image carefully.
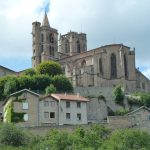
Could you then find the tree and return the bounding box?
[113,85,124,104]
[36,61,62,76]
[21,68,36,76]
[4,78,17,96]
[45,84,56,95]
[52,75,73,92]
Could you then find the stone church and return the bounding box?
[0,13,150,93]
[31,12,150,93]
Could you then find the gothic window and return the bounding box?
[41,45,44,52]
[65,39,69,53]
[49,33,54,43]
[124,55,128,78]
[99,58,103,74]
[77,40,81,53]
[51,46,54,56]
[49,46,54,56]
[110,53,117,78]
[41,34,44,42]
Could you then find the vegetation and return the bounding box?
[0,123,31,147]
[36,61,62,76]
[114,109,129,116]
[127,92,150,107]
[0,61,73,100]
[113,85,124,104]
[45,84,56,95]
[0,123,150,150]
[21,68,36,76]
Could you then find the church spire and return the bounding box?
[42,12,50,27]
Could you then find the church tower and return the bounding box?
[59,31,87,56]
[32,12,58,67]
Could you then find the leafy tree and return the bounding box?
[52,75,73,92]
[101,129,150,150]
[21,68,36,76]
[32,74,53,92]
[45,84,56,95]
[0,123,30,147]
[36,61,62,76]
[113,85,124,104]
[4,78,17,96]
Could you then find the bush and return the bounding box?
[113,85,124,104]
[0,123,30,147]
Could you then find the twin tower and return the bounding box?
[32,13,87,67]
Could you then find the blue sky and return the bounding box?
[0,0,150,79]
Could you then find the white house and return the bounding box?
[39,93,89,126]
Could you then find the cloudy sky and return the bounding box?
[0,0,150,79]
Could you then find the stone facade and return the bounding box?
[0,65,16,77]
[32,13,150,93]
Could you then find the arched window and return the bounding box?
[41,34,44,42]
[41,45,44,52]
[124,55,128,78]
[110,53,117,78]
[77,40,81,53]
[65,39,70,53]
[49,33,54,43]
[99,58,103,74]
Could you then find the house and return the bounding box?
[3,89,89,127]
[39,93,89,126]
[3,89,40,127]
[128,106,150,127]
[0,65,17,77]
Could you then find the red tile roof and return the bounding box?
[51,93,89,102]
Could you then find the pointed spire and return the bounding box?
[42,12,50,27]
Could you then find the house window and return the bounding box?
[66,102,70,108]
[50,101,55,107]
[50,112,55,118]
[22,102,28,110]
[77,102,81,108]
[44,112,49,118]
[147,115,150,120]
[44,101,49,107]
[24,114,28,121]
[77,113,81,120]
[66,113,70,119]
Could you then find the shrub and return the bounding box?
[113,85,124,104]
[0,123,30,147]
